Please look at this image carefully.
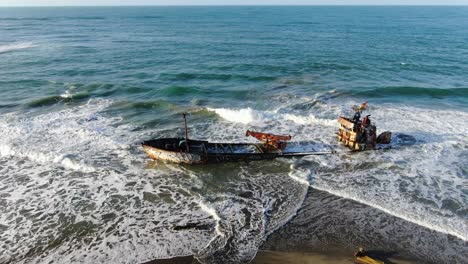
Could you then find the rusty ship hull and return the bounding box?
[141,138,327,164]
[142,138,282,164]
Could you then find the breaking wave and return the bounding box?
[206,107,261,124]
[0,143,95,173]
[0,99,313,264]
[303,104,468,241]
[0,99,115,173]
[0,99,220,264]
[350,86,468,99]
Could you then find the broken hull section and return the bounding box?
[141,138,327,164]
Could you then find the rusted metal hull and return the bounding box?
[142,145,279,164]
[142,145,205,164]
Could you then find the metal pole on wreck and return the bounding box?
[183,112,189,152]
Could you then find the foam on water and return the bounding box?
[308,104,467,241]
[282,113,336,127]
[193,169,308,264]
[207,106,336,127]
[0,99,115,173]
[1,96,466,264]
[261,187,468,263]
[60,90,73,98]
[0,142,95,173]
[207,107,262,124]
[0,42,35,54]
[262,165,310,237]
[1,6,468,263]
[0,100,220,264]
[196,200,223,236]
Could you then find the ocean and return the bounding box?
[0,6,467,264]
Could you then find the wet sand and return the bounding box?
[144,248,417,264]
[143,251,357,264]
[143,255,196,264]
[252,250,417,264]
[253,250,355,264]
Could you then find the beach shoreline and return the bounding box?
[147,187,466,264]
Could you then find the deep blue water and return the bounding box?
[0,6,467,264]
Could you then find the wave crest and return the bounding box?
[207,107,336,127]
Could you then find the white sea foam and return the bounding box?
[0,42,35,54]
[282,113,336,127]
[207,107,261,124]
[294,103,468,241]
[60,90,72,98]
[197,200,223,236]
[0,143,95,172]
[1,97,466,264]
[0,100,218,264]
[262,165,310,237]
[0,99,115,173]
[287,164,311,186]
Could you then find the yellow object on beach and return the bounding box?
[355,256,384,264]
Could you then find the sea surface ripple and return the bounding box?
[0,6,467,264]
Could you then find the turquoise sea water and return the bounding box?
[0,6,467,264]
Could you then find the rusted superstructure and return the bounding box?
[338,116,377,151]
